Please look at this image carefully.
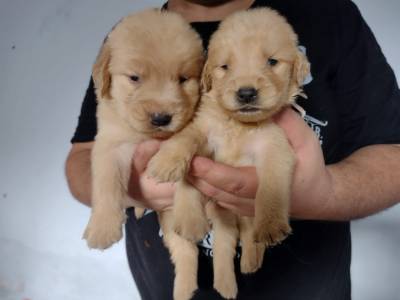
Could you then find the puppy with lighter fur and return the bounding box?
[147,8,310,299]
[82,9,205,300]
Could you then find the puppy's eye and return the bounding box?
[179,76,188,84]
[130,75,140,82]
[267,58,278,67]
[220,64,229,70]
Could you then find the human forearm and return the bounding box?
[323,144,400,221]
[65,142,94,206]
[275,110,400,221]
[188,145,400,222]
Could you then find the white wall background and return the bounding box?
[0,1,398,299]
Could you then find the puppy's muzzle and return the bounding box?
[236,87,258,104]
[150,113,172,127]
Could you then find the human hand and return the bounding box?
[127,140,175,211]
[187,158,258,216]
[275,108,333,219]
[188,108,333,219]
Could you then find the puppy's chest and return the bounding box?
[207,122,272,167]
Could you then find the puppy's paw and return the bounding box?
[146,150,189,182]
[240,242,266,274]
[83,211,126,249]
[214,272,238,300]
[173,212,209,242]
[253,218,291,247]
[173,276,198,300]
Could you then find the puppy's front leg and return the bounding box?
[147,124,205,183]
[83,141,137,249]
[147,124,209,241]
[253,129,295,246]
[174,180,209,242]
[159,210,199,300]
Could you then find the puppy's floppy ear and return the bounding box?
[289,50,310,101]
[92,40,112,100]
[293,50,310,87]
[200,59,212,93]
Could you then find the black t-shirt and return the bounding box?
[71,0,400,299]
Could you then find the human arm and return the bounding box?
[326,144,400,220]
[65,142,94,206]
[188,108,400,220]
[280,109,400,220]
[65,139,175,210]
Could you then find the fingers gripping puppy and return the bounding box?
[82,9,204,300]
[148,8,310,299]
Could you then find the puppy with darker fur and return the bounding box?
[82,9,204,300]
[148,8,310,299]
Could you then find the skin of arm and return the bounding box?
[65,142,94,206]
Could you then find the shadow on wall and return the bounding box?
[351,215,400,300]
[0,238,138,300]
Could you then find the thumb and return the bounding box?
[132,140,161,173]
[274,107,316,150]
[190,156,258,198]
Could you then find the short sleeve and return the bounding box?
[70,77,98,143]
[334,0,400,156]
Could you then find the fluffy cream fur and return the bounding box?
[147,8,310,299]
[82,9,204,300]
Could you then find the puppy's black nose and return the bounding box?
[236,87,258,104]
[151,113,172,127]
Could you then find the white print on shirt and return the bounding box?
[194,230,242,258]
[156,218,234,258]
[295,46,328,146]
[304,114,329,145]
[197,230,215,257]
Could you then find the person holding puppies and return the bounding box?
[66,0,400,299]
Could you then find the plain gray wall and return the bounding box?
[0,1,398,299]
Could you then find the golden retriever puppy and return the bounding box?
[147,8,310,299]
[82,9,204,300]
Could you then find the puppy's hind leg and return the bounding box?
[239,217,266,274]
[159,210,199,300]
[207,202,239,299]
